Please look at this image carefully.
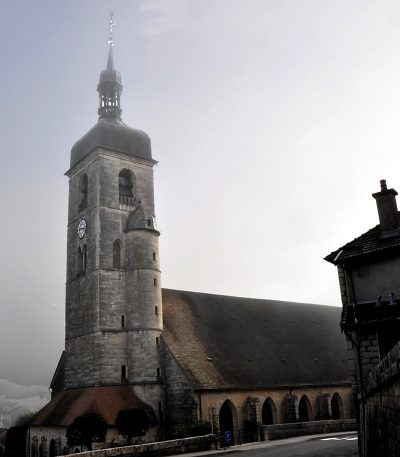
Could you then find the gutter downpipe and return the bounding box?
[27,424,30,457]
[198,391,202,421]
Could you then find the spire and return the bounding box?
[107,11,115,70]
[107,45,114,70]
[97,12,123,121]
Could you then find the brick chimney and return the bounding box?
[372,179,400,236]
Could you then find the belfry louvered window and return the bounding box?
[119,169,135,201]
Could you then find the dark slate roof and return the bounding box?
[126,205,158,233]
[31,386,153,427]
[49,351,65,394]
[325,221,400,265]
[162,289,350,390]
[70,118,152,169]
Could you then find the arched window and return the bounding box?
[77,244,87,275]
[119,169,136,203]
[262,398,277,425]
[219,400,236,445]
[331,393,343,420]
[298,395,312,422]
[49,439,56,457]
[78,174,88,211]
[31,437,38,457]
[39,437,46,457]
[113,240,121,268]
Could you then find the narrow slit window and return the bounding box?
[155,306,159,316]
[78,174,88,212]
[113,240,121,268]
[153,252,157,261]
[77,247,83,275]
[121,315,125,328]
[77,245,87,275]
[121,365,126,380]
[82,244,87,273]
[156,337,159,346]
[157,368,160,377]
[154,278,157,286]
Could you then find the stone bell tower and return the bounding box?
[63,32,163,415]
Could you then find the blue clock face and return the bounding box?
[77,219,87,239]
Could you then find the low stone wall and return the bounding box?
[260,419,356,441]
[365,340,400,394]
[64,435,215,457]
[363,342,400,457]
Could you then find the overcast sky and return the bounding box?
[2,0,400,385]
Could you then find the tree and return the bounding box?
[66,413,107,451]
[4,426,27,457]
[115,409,150,445]
[187,420,213,437]
[15,411,37,427]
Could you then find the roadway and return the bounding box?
[177,433,359,457]
[228,434,358,457]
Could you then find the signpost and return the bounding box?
[224,430,232,445]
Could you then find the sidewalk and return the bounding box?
[170,431,357,457]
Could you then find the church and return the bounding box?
[28,37,353,456]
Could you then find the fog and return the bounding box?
[1,0,399,385]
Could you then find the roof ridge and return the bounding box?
[161,288,334,308]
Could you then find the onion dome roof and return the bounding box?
[70,119,152,168]
[69,42,152,169]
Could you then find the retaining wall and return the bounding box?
[363,342,400,457]
[64,434,215,457]
[260,419,356,441]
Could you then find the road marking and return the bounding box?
[321,437,358,441]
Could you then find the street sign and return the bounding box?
[224,430,232,444]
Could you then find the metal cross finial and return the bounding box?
[108,11,115,47]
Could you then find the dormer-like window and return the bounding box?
[78,174,88,212]
[113,240,121,268]
[119,169,136,204]
[146,217,155,229]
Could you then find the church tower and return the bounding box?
[63,31,163,416]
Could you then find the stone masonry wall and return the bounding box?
[28,425,161,457]
[260,419,356,441]
[363,341,400,457]
[63,435,215,457]
[198,385,353,429]
[161,349,353,441]
[64,148,162,396]
[360,333,380,382]
[162,342,197,436]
